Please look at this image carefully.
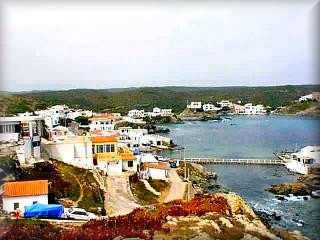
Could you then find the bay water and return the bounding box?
[163,115,320,240]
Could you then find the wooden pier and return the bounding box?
[174,157,284,165]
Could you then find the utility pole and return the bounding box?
[184,147,186,180]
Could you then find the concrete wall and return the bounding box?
[0,133,19,142]
[3,195,48,213]
[149,168,167,180]
[44,142,93,169]
[97,160,122,174]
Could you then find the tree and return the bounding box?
[75,116,90,125]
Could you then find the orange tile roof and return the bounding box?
[121,153,137,161]
[90,113,121,120]
[3,180,48,198]
[90,136,118,143]
[90,129,103,134]
[142,162,168,170]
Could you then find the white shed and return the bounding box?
[2,180,48,214]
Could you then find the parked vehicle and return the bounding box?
[154,155,169,162]
[62,207,97,220]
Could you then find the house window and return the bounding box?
[128,161,133,167]
[33,201,38,204]
[97,145,104,153]
[14,202,19,210]
[105,144,115,153]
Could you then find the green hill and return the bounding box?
[1,85,319,115]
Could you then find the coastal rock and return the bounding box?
[215,192,256,218]
[272,228,311,240]
[218,217,233,228]
[268,183,311,196]
[197,219,221,233]
[241,234,260,240]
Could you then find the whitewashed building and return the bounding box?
[128,109,145,118]
[0,116,44,163]
[217,100,233,108]
[89,113,122,131]
[299,94,314,102]
[203,104,221,112]
[67,110,93,120]
[234,103,266,115]
[1,180,48,213]
[187,102,202,109]
[117,127,148,148]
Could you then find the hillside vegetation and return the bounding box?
[1,85,319,115]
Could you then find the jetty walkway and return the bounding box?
[174,157,284,165]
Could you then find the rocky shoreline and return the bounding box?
[268,167,320,197]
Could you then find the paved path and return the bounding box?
[164,169,187,203]
[105,173,140,216]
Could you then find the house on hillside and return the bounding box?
[203,104,221,112]
[0,116,44,164]
[47,125,70,141]
[299,94,314,102]
[187,102,202,110]
[90,136,137,175]
[216,100,233,108]
[128,109,145,118]
[89,113,122,131]
[1,180,48,213]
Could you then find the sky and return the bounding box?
[0,0,319,92]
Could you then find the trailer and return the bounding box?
[24,203,64,219]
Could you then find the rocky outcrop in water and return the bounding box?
[178,108,221,121]
[268,182,312,196]
[268,168,320,196]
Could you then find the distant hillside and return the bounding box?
[2,85,320,115]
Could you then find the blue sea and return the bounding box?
[162,115,320,240]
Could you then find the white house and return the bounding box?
[187,102,202,109]
[139,134,173,149]
[128,109,145,118]
[90,135,137,175]
[67,109,92,120]
[299,94,314,102]
[217,100,233,108]
[47,125,71,141]
[0,116,44,164]
[202,104,221,112]
[2,180,48,214]
[285,145,320,174]
[160,109,173,116]
[153,107,161,115]
[117,127,148,149]
[292,146,320,163]
[89,113,122,132]
[35,109,60,129]
[122,116,146,125]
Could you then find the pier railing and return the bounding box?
[175,157,284,165]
